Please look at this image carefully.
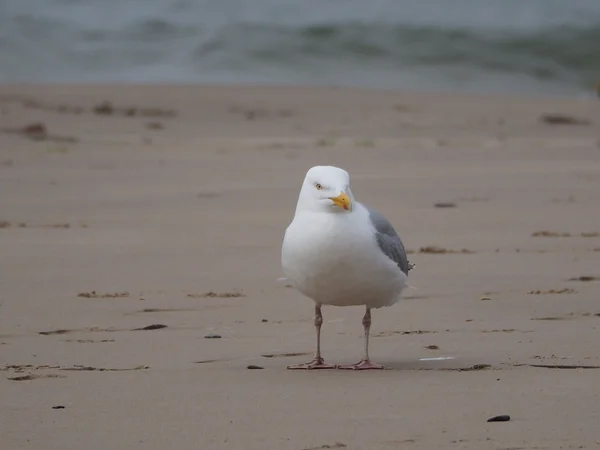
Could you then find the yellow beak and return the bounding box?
[329,192,352,211]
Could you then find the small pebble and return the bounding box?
[204,334,222,339]
[247,365,264,370]
[487,415,510,422]
[261,319,268,323]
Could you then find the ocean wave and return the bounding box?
[1,9,599,95]
[195,22,600,88]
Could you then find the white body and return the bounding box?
[282,201,408,309]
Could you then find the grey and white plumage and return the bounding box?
[368,206,414,276]
[281,165,414,370]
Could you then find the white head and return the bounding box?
[294,165,355,214]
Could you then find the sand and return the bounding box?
[1,84,600,450]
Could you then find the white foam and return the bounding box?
[419,356,456,361]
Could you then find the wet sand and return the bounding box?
[1,84,600,450]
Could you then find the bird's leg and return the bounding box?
[338,307,384,370]
[287,304,336,370]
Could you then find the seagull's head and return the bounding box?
[295,165,355,214]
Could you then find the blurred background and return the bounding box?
[1,0,599,96]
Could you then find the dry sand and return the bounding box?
[1,84,600,450]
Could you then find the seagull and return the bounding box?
[281,165,414,370]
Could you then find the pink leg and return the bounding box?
[338,307,384,370]
[287,304,336,370]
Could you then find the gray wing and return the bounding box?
[366,206,414,276]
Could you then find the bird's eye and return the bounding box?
[315,183,323,190]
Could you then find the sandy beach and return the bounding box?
[1,84,600,450]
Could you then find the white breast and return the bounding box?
[281,207,407,308]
